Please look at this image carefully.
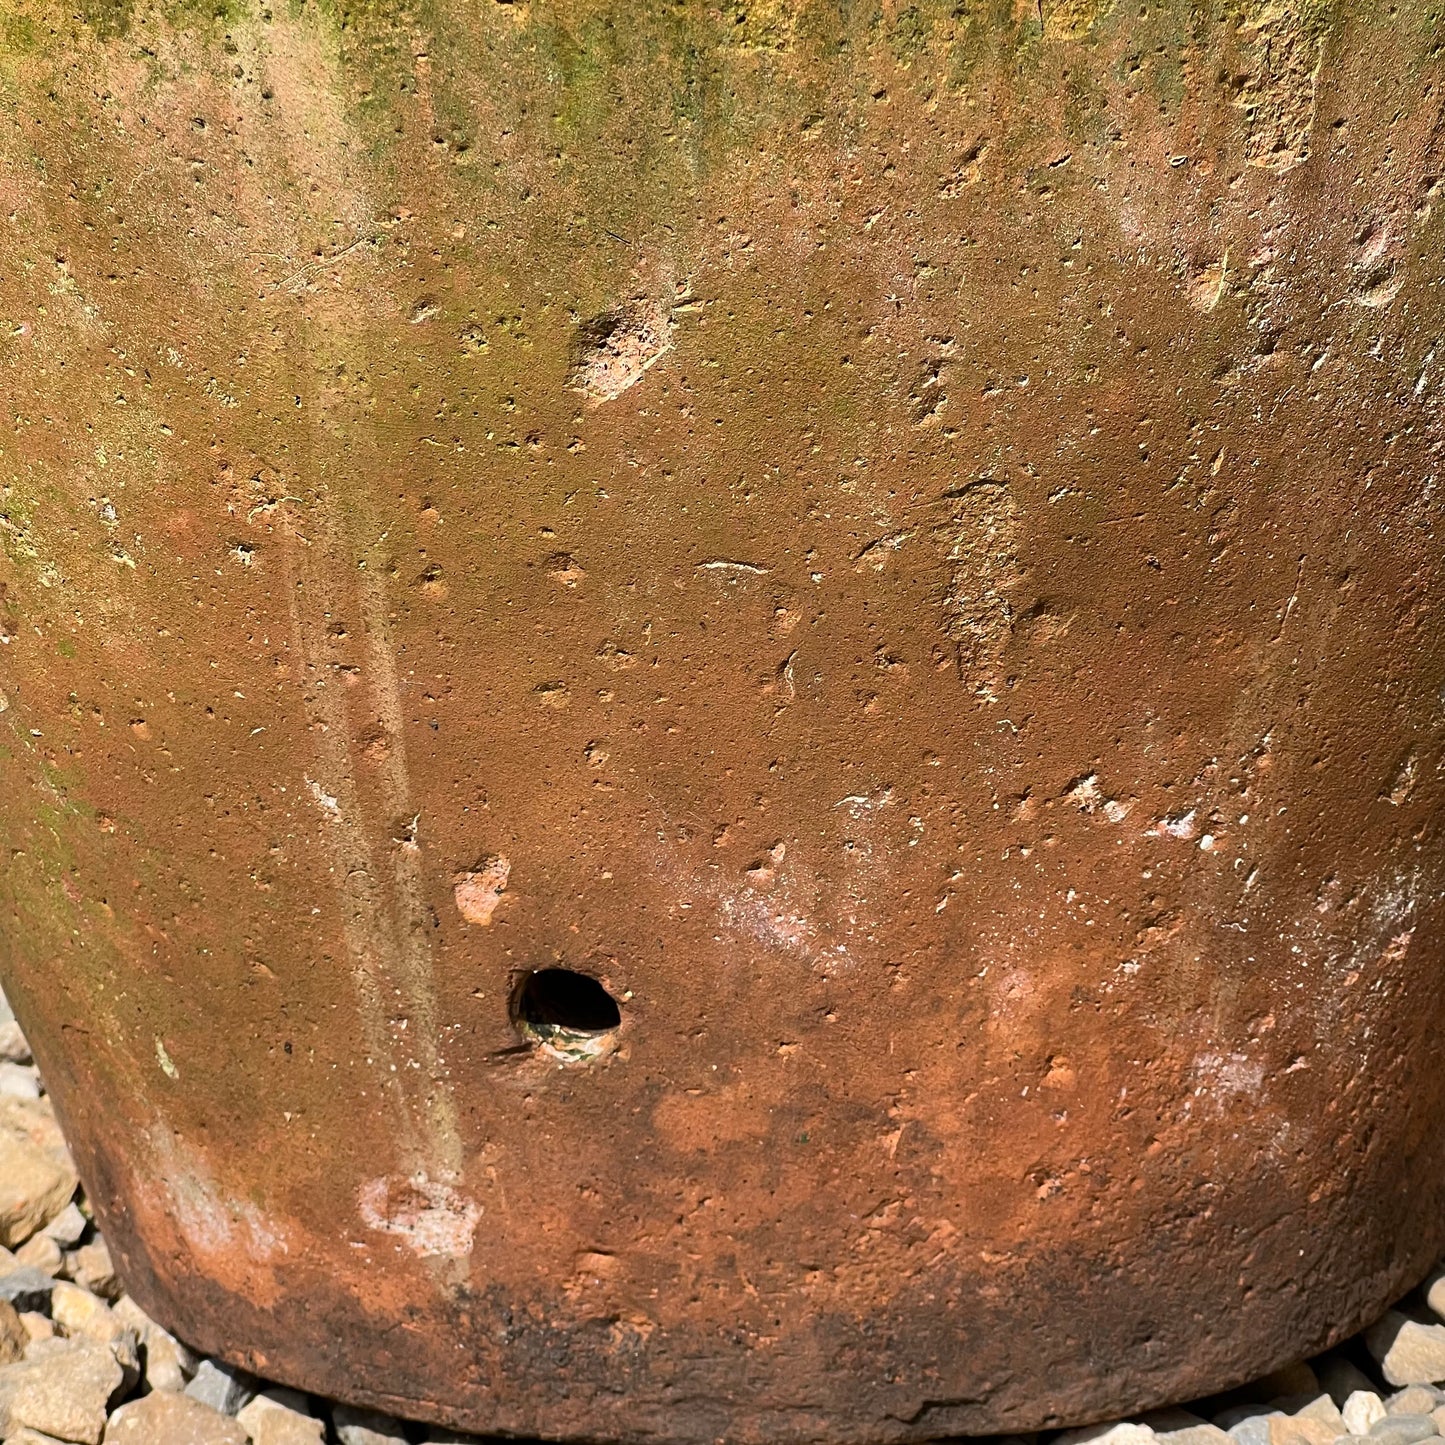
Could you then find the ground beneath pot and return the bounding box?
[3,987,1445,1445]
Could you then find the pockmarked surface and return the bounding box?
[2,2,1445,1440]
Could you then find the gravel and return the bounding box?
[1346,1393,1390,1434]
[0,1110,77,1249]
[235,1388,326,1444]
[1370,1417,1440,1445]
[2,987,1445,1445]
[184,1360,257,1419]
[1369,1316,1445,1388]
[107,1388,251,1444]
[333,1404,412,1444]
[0,1336,123,1443]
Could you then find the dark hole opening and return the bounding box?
[513,969,622,1035]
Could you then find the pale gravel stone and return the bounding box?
[1276,1415,1348,1445]
[7,1430,69,1444]
[332,1402,411,1444]
[66,1242,117,1301]
[0,1062,42,1099]
[0,1128,76,1249]
[1143,1410,1231,1445]
[1299,1396,1350,1433]
[41,1205,87,1249]
[183,1360,256,1418]
[1346,1393,1389,1434]
[0,1337,123,1444]
[52,1283,121,1341]
[49,1282,139,1388]
[0,1097,74,1171]
[19,1312,54,1345]
[142,1326,195,1393]
[111,1296,196,1393]
[1056,1424,1157,1445]
[1367,1314,1445,1387]
[1391,1390,1444,1417]
[1226,1413,1338,1445]
[17,1233,64,1276]
[1425,1270,1445,1325]
[0,1297,26,1365]
[1278,1395,1331,1415]
[102,1389,249,1445]
[1167,1427,1232,1445]
[236,1387,324,1445]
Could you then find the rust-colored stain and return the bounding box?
[2,2,1445,1441]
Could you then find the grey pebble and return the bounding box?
[1224,1415,1280,1445]
[184,1358,258,1417]
[333,1401,412,1444]
[1366,1415,1438,1445]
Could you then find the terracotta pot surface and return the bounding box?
[2,2,1445,1440]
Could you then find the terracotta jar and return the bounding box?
[2,2,1444,1440]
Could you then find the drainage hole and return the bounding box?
[511,969,622,1060]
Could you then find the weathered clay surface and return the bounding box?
[2,2,1445,1441]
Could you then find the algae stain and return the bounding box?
[77,0,247,39]
[1042,0,1116,42]
[76,0,135,40]
[719,0,797,52]
[0,11,39,53]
